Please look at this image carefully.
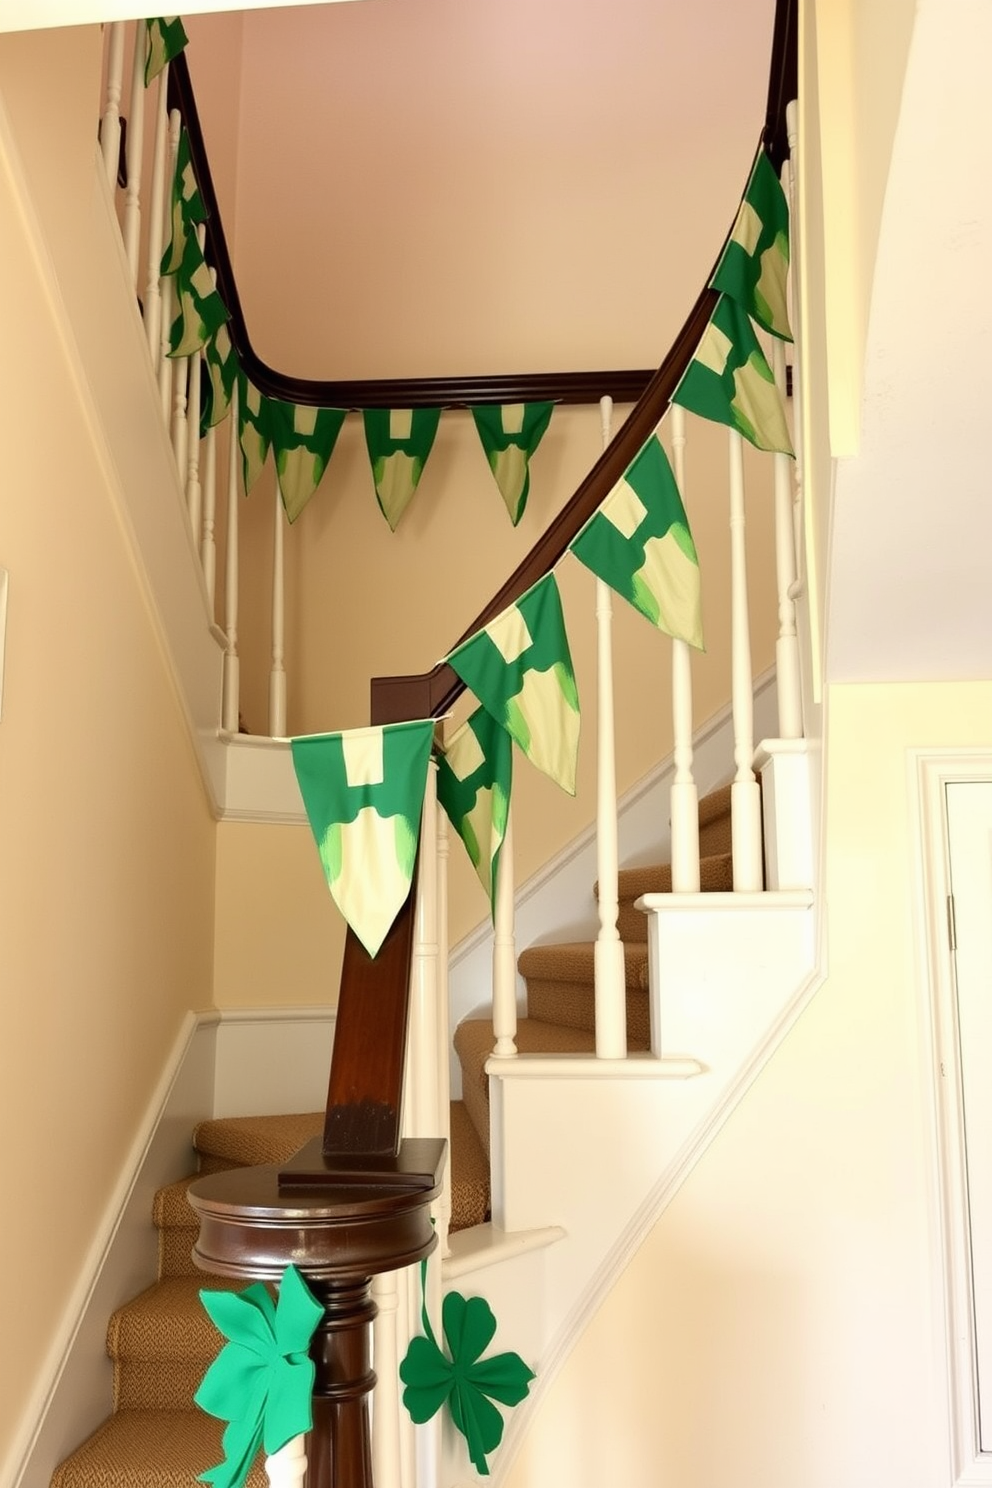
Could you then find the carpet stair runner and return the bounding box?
[52,786,734,1488]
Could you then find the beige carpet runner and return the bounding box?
[52,787,733,1488]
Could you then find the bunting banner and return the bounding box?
[201,323,239,434]
[437,706,512,915]
[711,149,792,341]
[268,400,347,523]
[168,231,229,359]
[145,17,188,86]
[237,372,272,492]
[161,128,206,278]
[363,408,441,530]
[290,720,435,957]
[447,572,579,795]
[470,402,554,525]
[570,431,703,649]
[672,294,793,456]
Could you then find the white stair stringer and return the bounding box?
[438,893,817,1487]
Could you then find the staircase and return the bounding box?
[52,789,736,1488]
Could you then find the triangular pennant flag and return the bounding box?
[237,371,272,492]
[437,706,512,915]
[201,323,239,434]
[570,431,703,649]
[363,408,441,530]
[161,128,207,278]
[168,231,229,359]
[145,17,188,85]
[711,149,792,341]
[267,401,347,523]
[470,402,554,525]
[291,721,435,957]
[447,573,579,795]
[672,294,793,455]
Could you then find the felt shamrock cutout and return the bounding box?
[400,1277,535,1475]
[194,1264,323,1488]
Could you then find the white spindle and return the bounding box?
[201,419,217,608]
[435,804,453,1259]
[593,395,626,1060]
[264,1434,306,1488]
[123,25,145,285]
[159,109,181,421]
[143,68,170,360]
[491,809,517,1057]
[101,24,125,189]
[398,1266,418,1488]
[171,354,189,483]
[728,430,763,889]
[371,1271,402,1488]
[269,487,287,736]
[222,383,241,734]
[407,764,440,1140]
[668,405,700,891]
[770,336,802,738]
[783,110,805,494]
[185,351,202,543]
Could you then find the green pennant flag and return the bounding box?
[168,231,229,359]
[363,408,441,530]
[267,401,347,523]
[470,402,554,525]
[448,573,579,795]
[145,17,188,86]
[437,706,512,915]
[237,371,272,493]
[290,720,435,957]
[161,128,206,278]
[672,294,793,456]
[201,323,239,435]
[195,1265,322,1488]
[711,149,792,342]
[570,432,703,650]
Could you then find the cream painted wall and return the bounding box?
[0,28,216,1473]
[504,681,992,1488]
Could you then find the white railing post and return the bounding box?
[593,395,626,1059]
[100,23,125,190]
[728,430,763,889]
[222,382,241,733]
[123,24,145,288]
[371,1270,402,1488]
[264,1435,306,1488]
[435,802,452,1259]
[159,109,181,425]
[770,336,802,739]
[407,763,440,1141]
[491,808,517,1057]
[143,68,170,361]
[201,417,217,609]
[667,405,701,892]
[269,486,287,736]
[185,347,202,545]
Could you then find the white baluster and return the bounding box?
[101,24,125,189]
[372,1270,402,1488]
[143,67,170,360]
[491,809,517,1058]
[398,1266,417,1488]
[668,405,700,892]
[171,354,189,485]
[593,395,626,1060]
[123,24,145,287]
[201,419,217,609]
[269,484,287,737]
[728,430,763,890]
[770,336,802,738]
[185,350,202,544]
[222,383,241,733]
[159,109,181,421]
[783,111,805,496]
[407,764,440,1140]
[435,803,453,1259]
[264,1434,306,1488]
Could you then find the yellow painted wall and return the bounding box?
[504,681,992,1487]
[0,28,216,1470]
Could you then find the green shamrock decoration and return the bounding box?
[194,1264,323,1488]
[400,1275,535,1476]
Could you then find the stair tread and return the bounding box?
[518,939,648,986]
[51,1409,266,1488]
[193,1110,323,1168]
[108,1276,243,1362]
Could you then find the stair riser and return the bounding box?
[159,1227,199,1278]
[114,1359,209,1413]
[526,978,651,1044]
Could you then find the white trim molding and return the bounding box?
[914,750,992,1487]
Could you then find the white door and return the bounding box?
[946,780,992,1454]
